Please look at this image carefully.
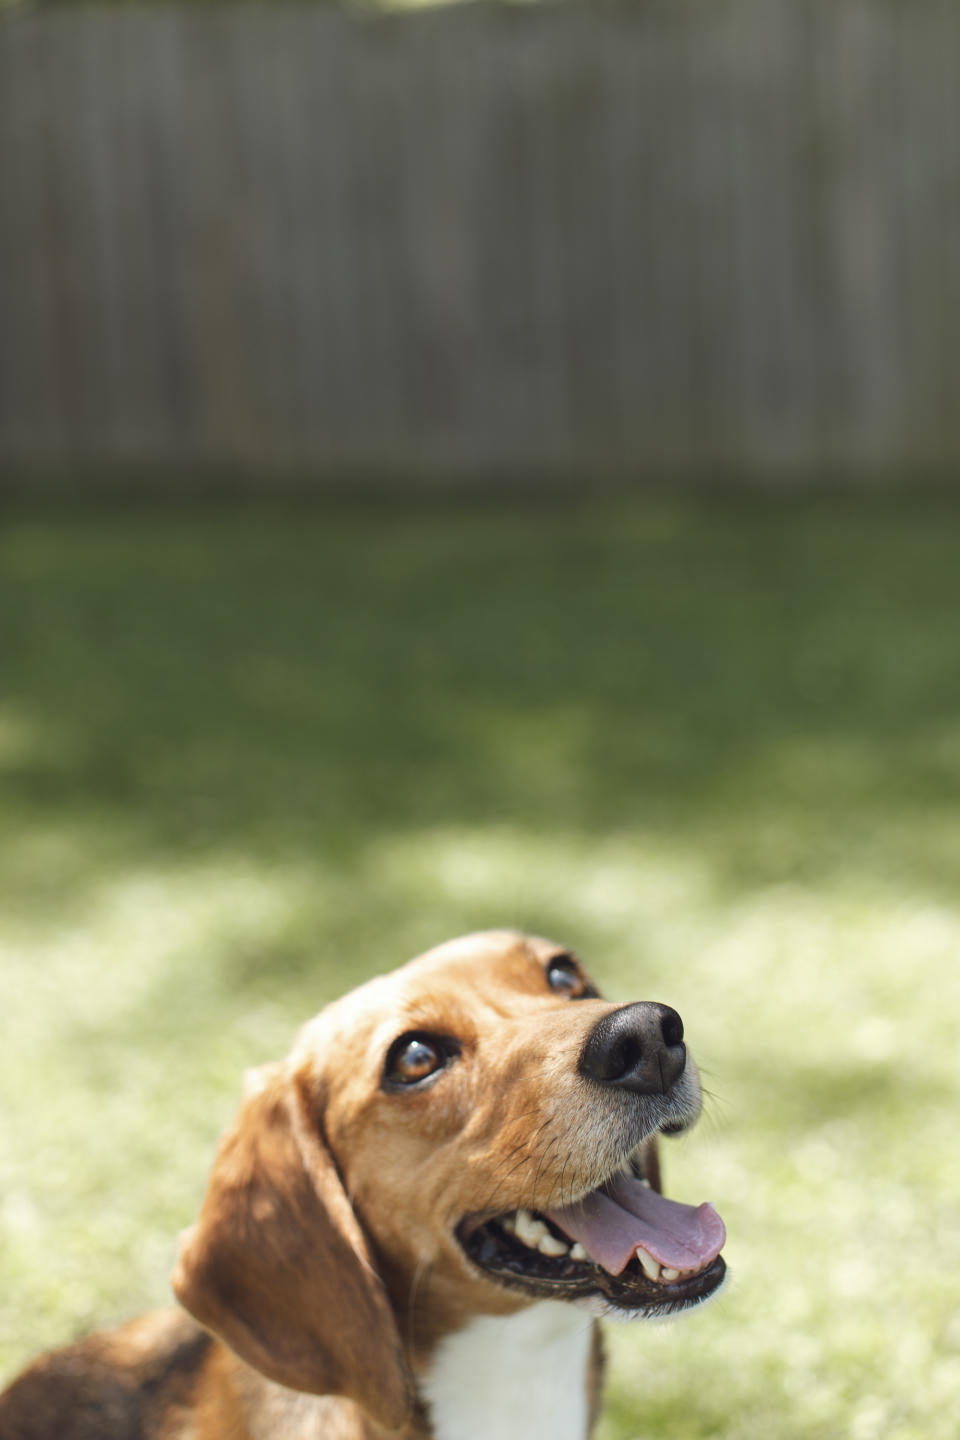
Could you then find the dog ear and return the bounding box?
[172,1062,412,1432]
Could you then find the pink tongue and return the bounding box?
[546,1173,725,1277]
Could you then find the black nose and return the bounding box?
[579,1002,686,1095]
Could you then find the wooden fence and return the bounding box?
[1,1,959,485]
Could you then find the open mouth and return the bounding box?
[458,1154,726,1316]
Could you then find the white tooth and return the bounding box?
[570,1243,589,1261]
[635,1246,661,1282]
[501,1214,516,1235]
[537,1233,569,1257]
[514,1209,549,1249]
[661,1266,679,1281]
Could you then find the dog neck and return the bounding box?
[420,1301,595,1440]
[233,1302,595,1440]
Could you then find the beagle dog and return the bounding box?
[0,930,726,1440]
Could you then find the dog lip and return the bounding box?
[455,1210,726,1315]
[597,1252,727,1310]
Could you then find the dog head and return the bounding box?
[172,931,726,1430]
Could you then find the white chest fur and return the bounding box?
[421,1302,594,1440]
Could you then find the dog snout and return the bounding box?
[579,1002,686,1095]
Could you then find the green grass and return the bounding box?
[1,496,959,1439]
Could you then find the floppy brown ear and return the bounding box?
[172,1062,412,1432]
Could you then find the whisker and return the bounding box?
[477,1115,555,1216]
[486,1116,551,1183]
[488,1131,539,1179]
[479,1148,538,1216]
[530,1132,560,1212]
[556,1151,572,1210]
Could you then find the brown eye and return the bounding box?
[383,1033,458,1090]
[546,954,593,999]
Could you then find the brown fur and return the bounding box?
[0,1312,211,1439]
[0,931,684,1440]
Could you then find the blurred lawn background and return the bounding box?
[1,495,959,1439]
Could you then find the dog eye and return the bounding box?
[383,1033,457,1089]
[546,955,595,999]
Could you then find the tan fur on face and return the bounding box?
[285,931,689,1358]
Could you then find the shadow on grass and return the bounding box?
[5,498,960,858]
[3,493,960,996]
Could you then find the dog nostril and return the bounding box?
[660,1009,683,1049]
[609,1035,644,1082]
